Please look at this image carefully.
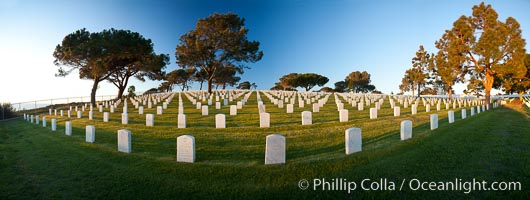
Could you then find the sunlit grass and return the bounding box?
[1,92,527,199]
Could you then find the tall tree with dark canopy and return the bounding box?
[104,29,169,99]
[502,54,530,101]
[278,73,299,90]
[175,12,263,94]
[250,82,258,90]
[237,81,251,90]
[54,29,115,106]
[127,85,136,97]
[399,68,425,97]
[334,81,347,92]
[442,2,526,108]
[344,71,376,93]
[294,73,329,91]
[409,45,431,97]
[432,31,466,101]
[213,65,241,89]
[158,82,173,93]
[398,77,411,95]
[194,69,208,90]
[465,76,484,97]
[166,68,195,91]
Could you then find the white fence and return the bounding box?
[11,95,118,112]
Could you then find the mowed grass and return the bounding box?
[0,92,528,199]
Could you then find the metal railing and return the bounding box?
[10,95,118,112]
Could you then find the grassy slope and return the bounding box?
[0,94,528,199]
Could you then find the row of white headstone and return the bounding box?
[23,101,499,165]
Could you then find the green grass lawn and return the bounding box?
[1,92,528,199]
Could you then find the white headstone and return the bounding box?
[215,102,221,109]
[471,107,475,116]
[400,120,412,140]
[157,106,163,115]
[461,109,466,119]
[146,114,154,127]
[236,101,243,109]
[358,103,364,111]
[334,102,343,110]
[110,106,114,113]
[86,125,95,143]
[42,117,46,127]
[412,104,417,115]
[339,109,348,122]
[65,121,72,136]
[176,135,195,163]
[117,129,132,153]
[51,119,56,131]
[258,104,266,114]
[215,114,226,128]
[230,105,237,115]
[77,111,82,119]
[264,134,286,165]
[301,111,312,125]
[369,108,377,119]
[430,114,438,130]
[312,103,320,113]
[89,111,93,120]
[394,106,400,117]
[345,128,362,154]
[139,106,144,114]
[286,104,293,113]
[260,112,270,128]
[178,105,184,114]
[426,104,430,112]
[201,106,208,116]
[178,114,186,128]
[448,110,454,123]
[67,110,71,118]
[122,113,128,124]
[36,116,40,125]
[103,112,109,122]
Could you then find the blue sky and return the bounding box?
[0,0,529,103]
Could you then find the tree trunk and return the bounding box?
[448,86,453,101]
[483,72,494,110]
[518,91,523,102]
[90,79,99,107]
[411,85,415,97]
[199,81,204,90]
[207,79,213,94]
[117,85,126,99]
